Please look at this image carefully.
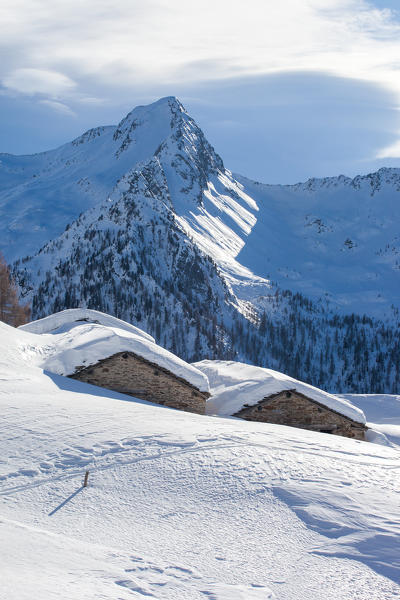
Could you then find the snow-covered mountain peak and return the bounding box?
[115,96,186,136]
[156,108,224,183]
[112,96,224,182]
[0,96,229,261]
[113,96,188,158]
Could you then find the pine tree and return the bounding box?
[0,253,30,327]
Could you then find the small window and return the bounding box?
[122,353,128,359]
[285,391,292,398]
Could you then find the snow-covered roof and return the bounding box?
[193,360,366,424]
[19,309,209,393]
[20,308,155,342]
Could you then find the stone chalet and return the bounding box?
[233,388,365,439]
[20,308,210,415]
[194,360,367,440]
[71,351,208,414]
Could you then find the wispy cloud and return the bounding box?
[376,129,400,158]
[1,1,400,100]
[39,99,76,117]
[76,97,106,105]
[3,68,76,96]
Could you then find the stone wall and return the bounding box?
[234,390,366,440]
[70,351,208,414]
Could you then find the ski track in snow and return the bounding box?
[1,433,398,497]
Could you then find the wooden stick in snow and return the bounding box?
[83,470,89,487]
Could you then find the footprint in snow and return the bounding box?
[200,582,276,599]
[115,578,155,596]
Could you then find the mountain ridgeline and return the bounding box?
[5,97,400,393]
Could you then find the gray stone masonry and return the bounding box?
[234,389,366,440]
[69,351,208,414]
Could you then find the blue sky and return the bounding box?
[1,0,400,183]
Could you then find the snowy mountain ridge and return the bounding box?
[3,96,399,316]
[0,97,205,261]
[3,96,400,392]
[263,166,400,194]
[235,170,400,317]
[2,97,399,306]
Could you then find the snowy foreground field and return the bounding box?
[1,326,400,599]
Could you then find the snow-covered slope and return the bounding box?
[1,321,400,599]
[236,170,400,317]
[194,360,365,423]
[340,393,400,446]
[16,309,209,392]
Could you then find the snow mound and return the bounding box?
[194,360,365,424]
[339,393,400,424]
[18,310,209,392]
[19,308,155,342]
[0,320,37,372]
[340,393,400,446]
